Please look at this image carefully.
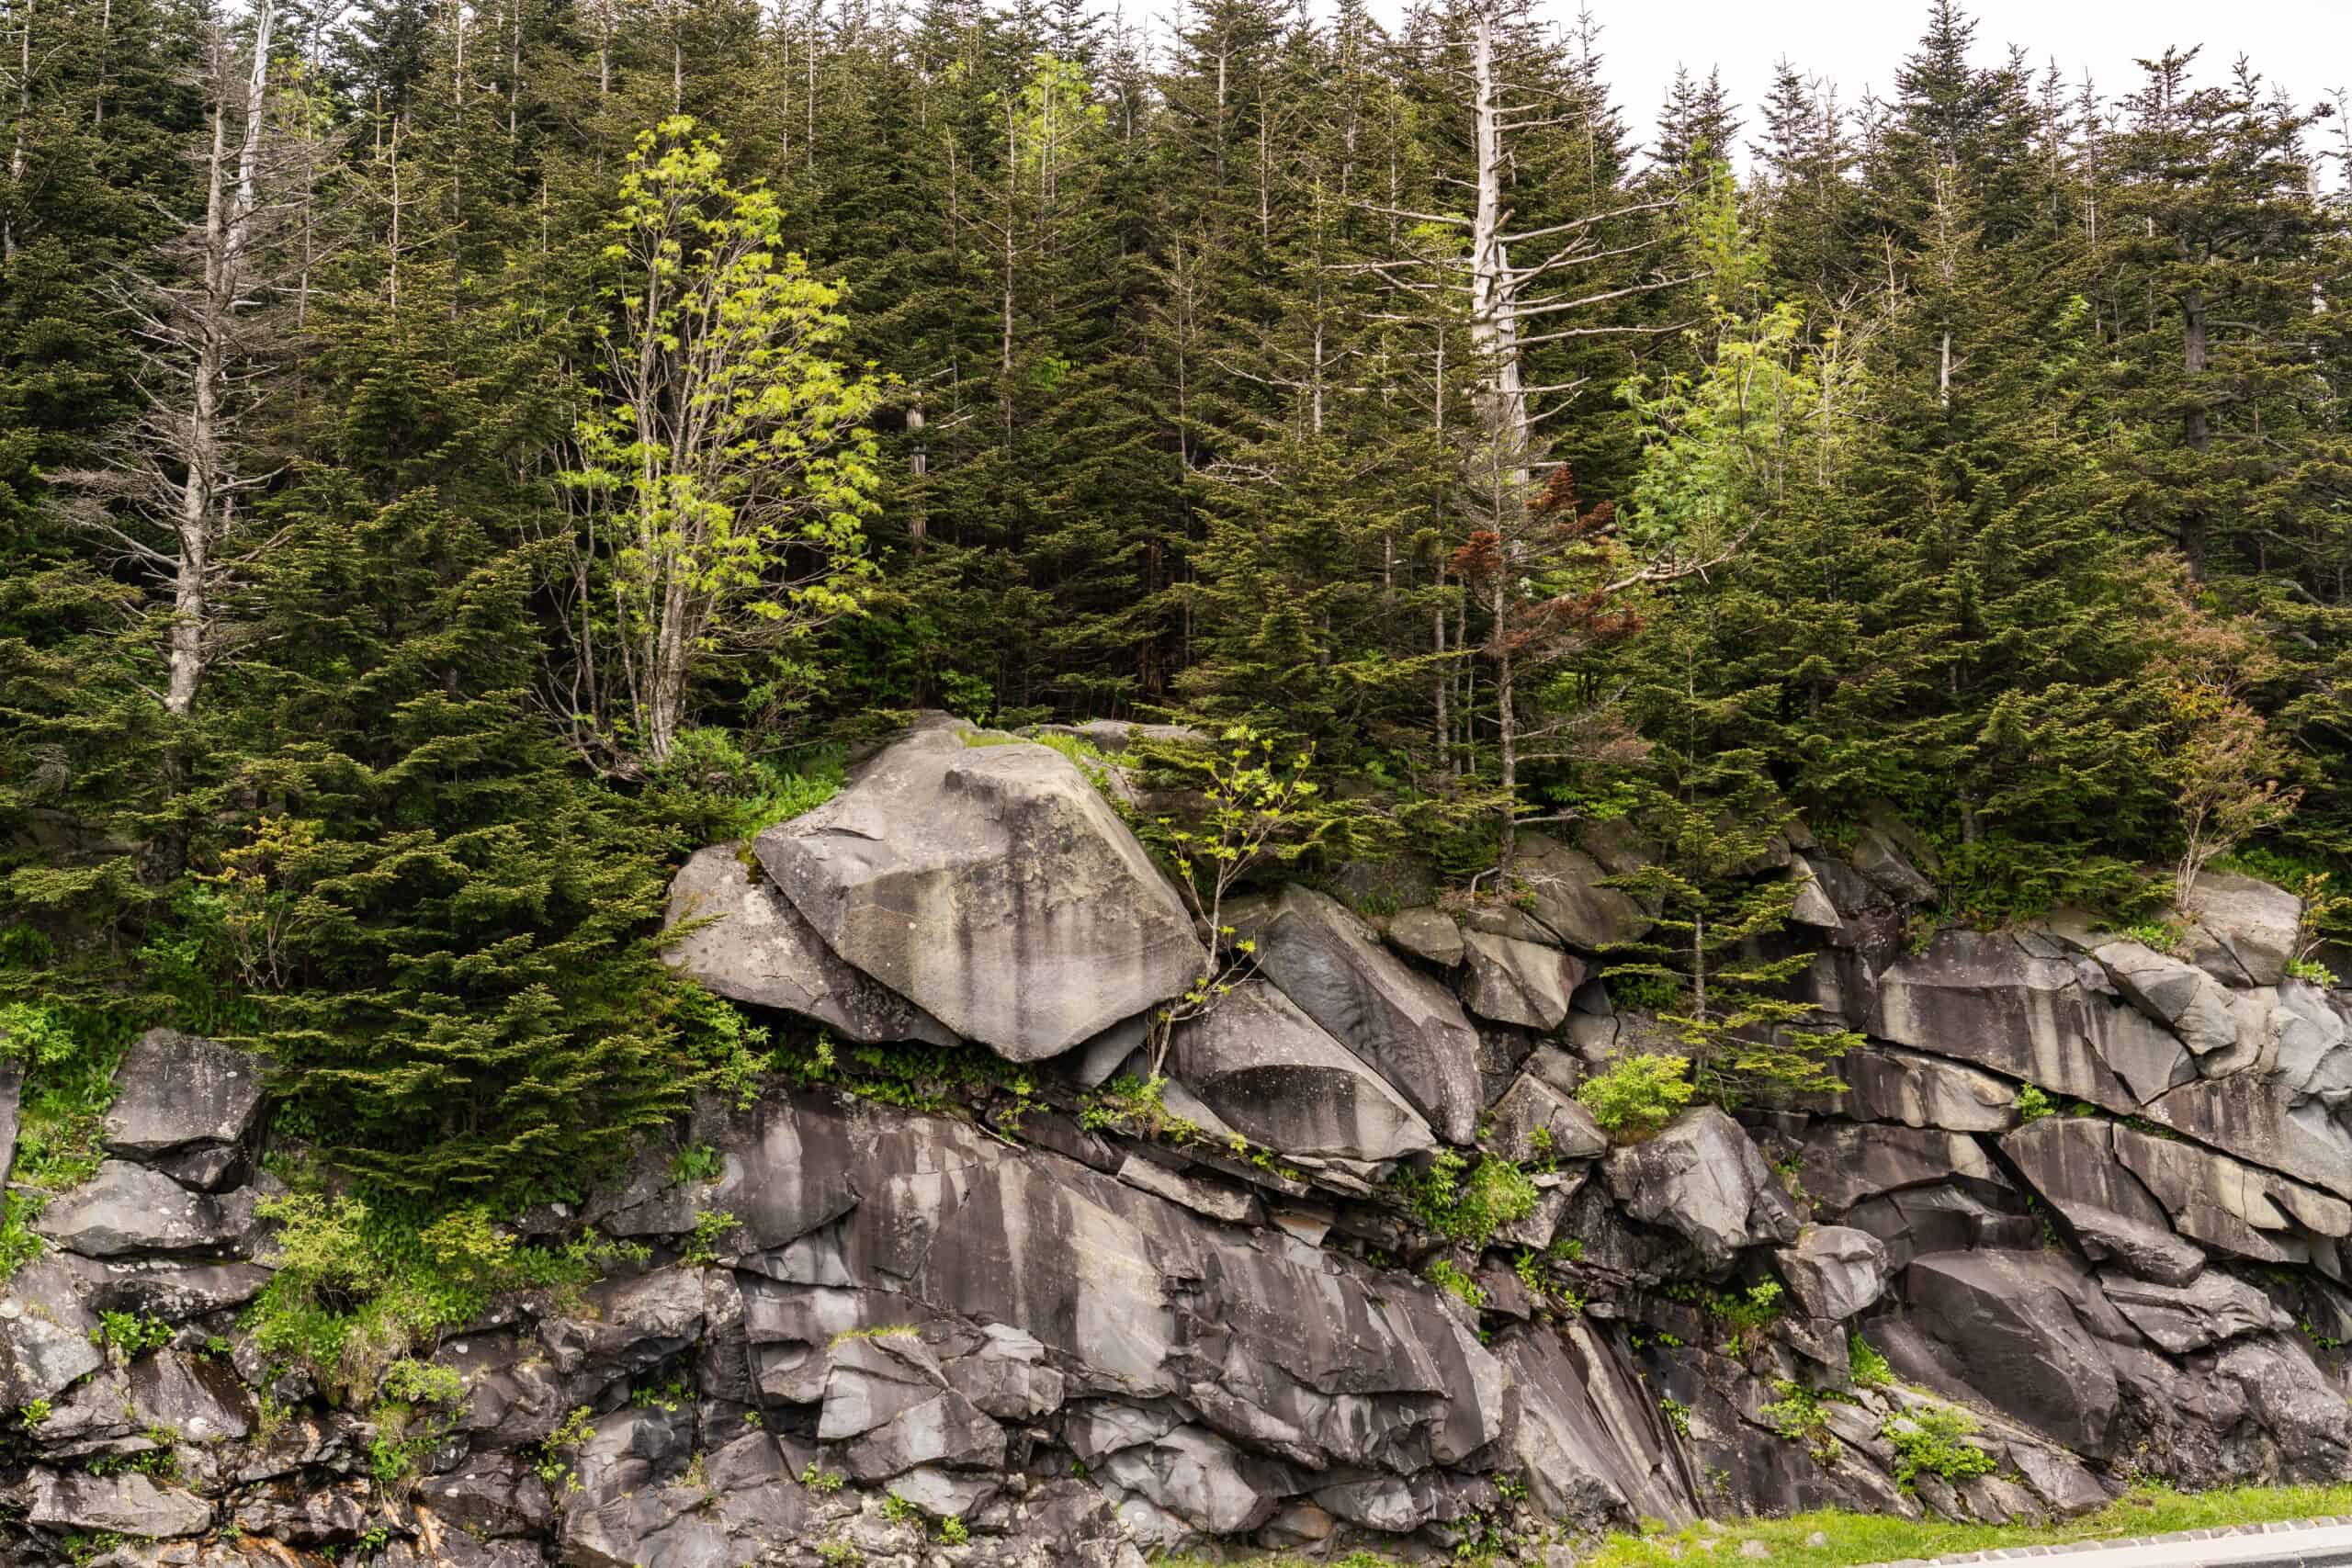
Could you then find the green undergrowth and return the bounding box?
[644,729,844,844]
[775,1031,1037,1128]
[1151,1484,2352,1568]
[246,1189,645,1404]
[962,727,1120,797]
[1392,1147,1540,1246]
[1577,1483,2352,1568]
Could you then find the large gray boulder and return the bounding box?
[1891,1250,2120,1456]
[1166,980,1435,1164]
[1228,886,1485,1143]
[103,1028,265,1188]
[0,1253,104,1406]
[1866,931,2192,1111]
[1774,1226,1892,1321]
[2146,1074,2352,1201]
[1383,907,1464,968]
[34,1160,259,1258]
[1602,1109,1801,1270]
[2108,1119,2351,1265]
[2002,1116,2207,1285]
[1798,1122,1999,1214]
[1828,1046,2017,1133]
[25,1468,212,1538]
[1457,930,1586,1032]
[2097,1269,2288,1354]
[819,1332,1005,1481]
[2179,872,2301,987]
[664,844,956,1045]
[1487,1066,1609,1165]
[2093,941,2245,1066]
[756,728,1206,1060]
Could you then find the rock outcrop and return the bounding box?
[10,726,2352,1567]
[755,724,1206,1060]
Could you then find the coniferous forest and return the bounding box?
[3,0,2350,1211]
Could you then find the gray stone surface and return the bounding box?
[1799,1122,1999,1214]
[1863,931,2191,1111]
[25,1468,212,1537]
[1512,832,1656,951]
[103,1028,264,1182]
[2094,941,2245,1066]
[1229,886,1485,1143]
[34,1159,259,1258]
[1487,1067,1609,1165]
[0,1056,19,1179]
[1603,1108,1802,1270]
[756,727,1206,1060]
[2098,1269,2287,1353]
[664,844,956,1044]
[1890,1249,2121,1456]
[1165,979,1435,1163]
[2180,872,2302,987]
[1384,907,1465,967]
[0,1252,104,1406]
[1829,1046,2018,1133]
[1458,929,1586,1031]
[1776,1225,1893,1320]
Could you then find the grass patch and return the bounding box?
[1580,1483,2352,1568]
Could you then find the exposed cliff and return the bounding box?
[6,721,2350,1567]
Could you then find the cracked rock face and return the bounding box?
[755,728,1206,1060]
[1166,979,1436,1164]
[664,843,957,1046]
[1229,885,1486,1143]
[19,766,2352,1568]
[1603,1107,1802,1270]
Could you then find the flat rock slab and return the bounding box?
[1776,1224,1893,1320]
[1603,1108,1801,1270]
[1866,931,2191,1113]
[757,727,1205,1061]
[1384,907,1464,967]
[1458,930,1586,1032]
[104,1028,264,1160]
[26,1468,212,1538]
[1229,886,1485,1143]
[1166,980,1435,1164]
[34,1160,259,1258]
[664,844,956,1045]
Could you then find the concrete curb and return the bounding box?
[1863,1517,2352,1567]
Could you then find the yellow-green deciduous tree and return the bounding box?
[554,116,883,773]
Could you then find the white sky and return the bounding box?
[1579,0,2348,166]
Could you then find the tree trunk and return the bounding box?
[2180,285,2210,580]
[6,0,29,265]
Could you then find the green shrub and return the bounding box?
[1761,1379,1839,1463]
[1849,1333,1894,1388]
[681,1210,741,1266]
[1427,1258,1486,1308]
[1658,1396,1691,1438]
[532,1404,595,1493]
[1883,1404,1996,1486]
[1577,1054,1694,1137]
[1713,1280,1785,1356]
[2015,1085,2055,1122]
[672,1142,724,1184]
[1606,971,1685,1012]
[1394,1149,1539,1246]
[2285,956,2338,987]
[0,1191,46,1280]
[248,1193,636,1403]
[89,1311,174,1362]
